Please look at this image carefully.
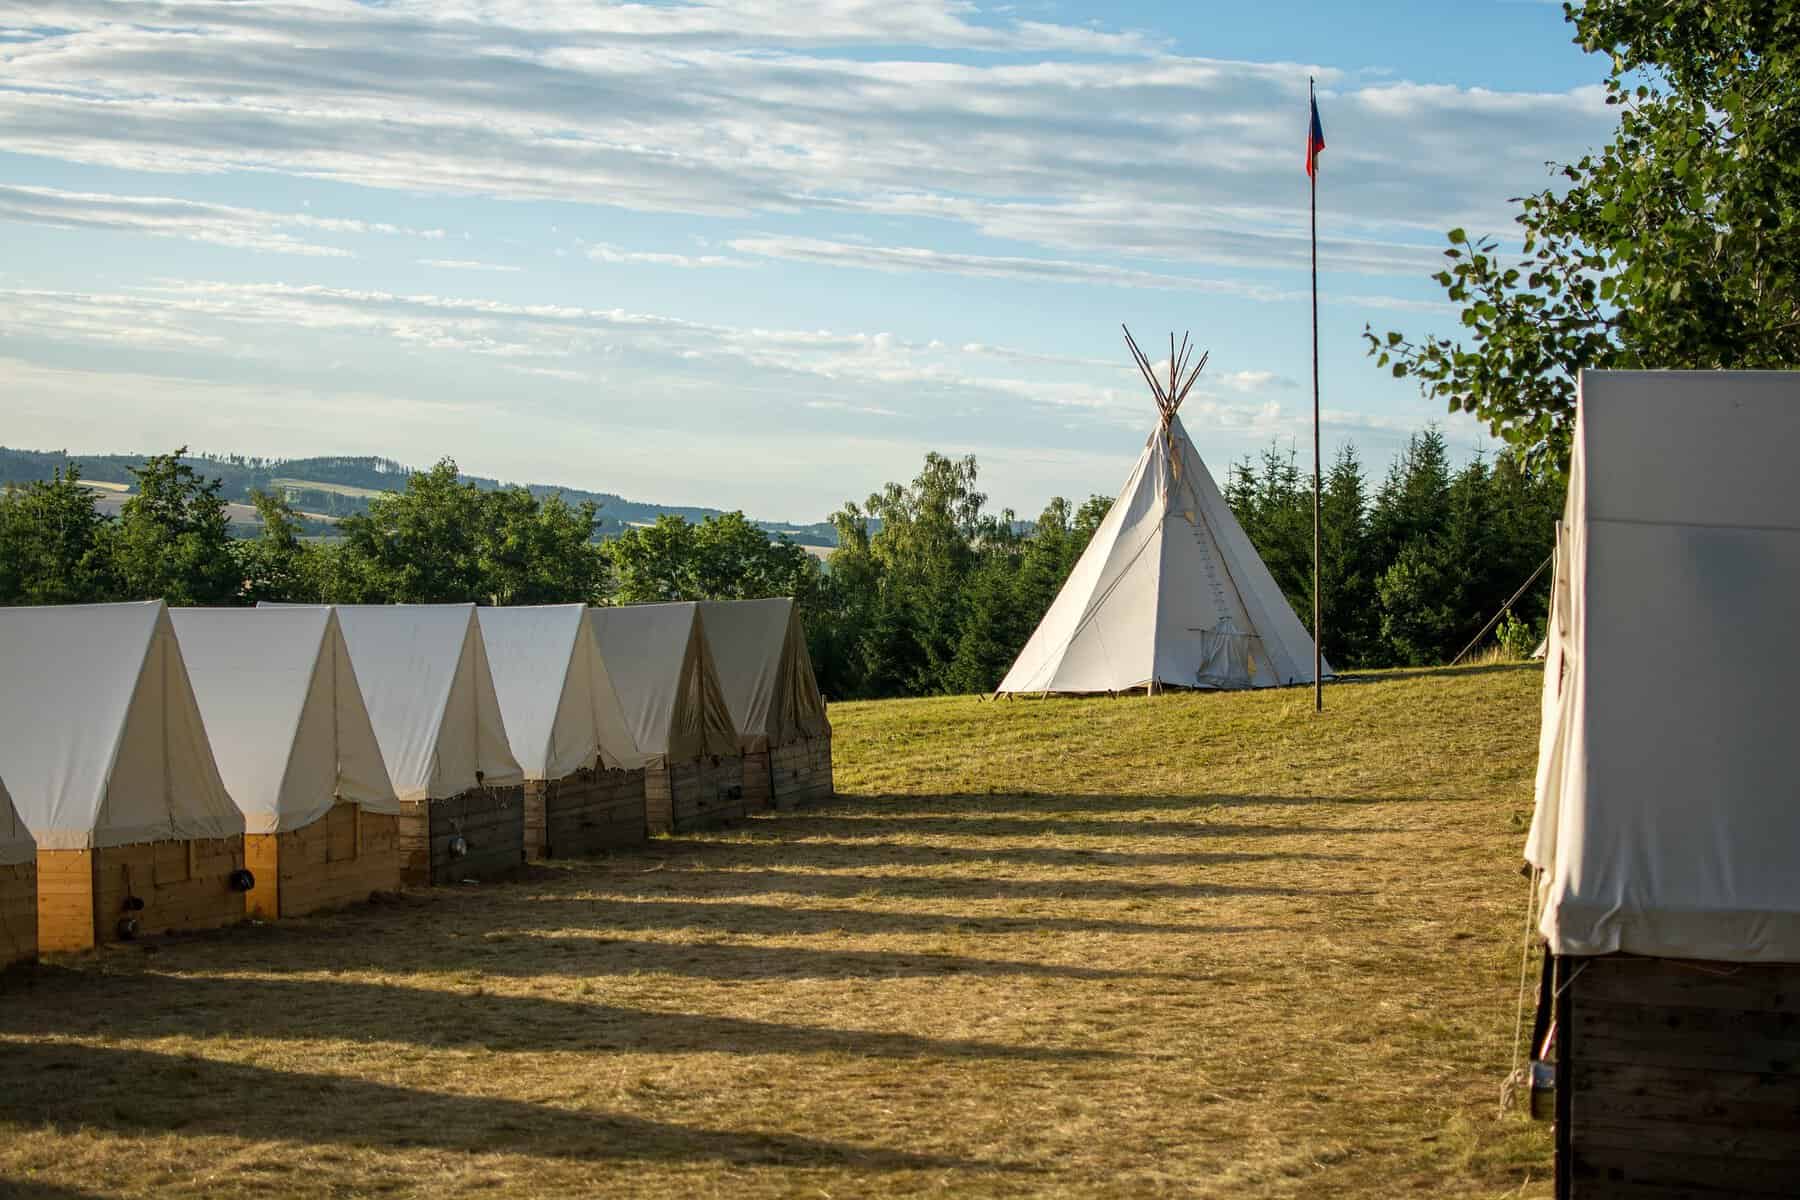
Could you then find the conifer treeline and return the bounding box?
[0,433,1559,698]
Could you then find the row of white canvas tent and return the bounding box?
[0,597,831,963]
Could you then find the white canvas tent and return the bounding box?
[270,604,524,802]
[0,601,242,849]
[697,598,829,753]
[476,605,646,780]
[1529,370,1800,961]
[587,603,737,766]
[172,607,399,833]
[998,331,1327,695]
[0,775,32,868]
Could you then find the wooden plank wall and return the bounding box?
[413,786,524,885]
[96,838,245,948]
[771,733,834,809]
[740,749,774,812]
[1562,954,1800,1198]
[543,768,647,857]
[247,807,402,919]
[0,862,36,968]
[645,766,674,836]
[522,780,549,860]
[36,850,95,954]
[668,753,746,834]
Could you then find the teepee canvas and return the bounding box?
[998,331,1328,695]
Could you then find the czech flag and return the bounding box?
[1305,94,1326,177]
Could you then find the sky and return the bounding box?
[0,1,1615,524]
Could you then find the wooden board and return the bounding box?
[543,768,647,857]
[1562,954,1800,1198]
[35,849,95,955]
[40,838,247,953]
[246,807,402,919]
[0,861,36,968]
[398,787,525,886]
[741,748,774,812]
[770,733,834,809]
[522,780,548,860]
[667,753,746,834]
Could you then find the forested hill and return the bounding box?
[0,446,837,545]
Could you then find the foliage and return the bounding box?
[1367,0,1800,473]
[110,448,239,606]
[0,464,117,605]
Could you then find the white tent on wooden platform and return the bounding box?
[1524,370,1800,1192]
[998,330,1328,695]
[588,602,742,833]
[270,604,525,885]
[171,607,401,917]
[1528,370,1800,962]
[476,605,649,857]
[698,598,833,807]
[1,774,36,967]
[0,601,246,950]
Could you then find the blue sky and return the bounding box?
[0,1,1614,522]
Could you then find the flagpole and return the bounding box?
[1310,76,1323,714]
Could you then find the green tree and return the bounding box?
[1368,0,1800,472]
[1317,446,1378,667]
[234,488,315,605]
[482,489,609,606]
[606,514,701,604]
[0,464,116,604]
[335,459,485,603]
[110,449,239,605]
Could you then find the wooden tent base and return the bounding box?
[243,807,401,919]
[770,734,834,809]
[0,861,36,968]
[397,786,525,887]
[1556,954,1800,1197]
[37,837,246,954]
[535,768,647,858]
[646,755,746,835]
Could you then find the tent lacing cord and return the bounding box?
[1499,864,1542,1118]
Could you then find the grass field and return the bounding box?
[0,665,1552,1198]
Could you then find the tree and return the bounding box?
[0,464,115,605]
[235,488,315,605]
[110,449,239,605]
[335,459,485,603]
[1367,0,1800,473]
[482,488,609,606]
[606,514,701,604]
[1317,446,1378,667]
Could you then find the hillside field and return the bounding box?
[0,666,1551,1198]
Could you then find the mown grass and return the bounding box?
[0,665,1552,1198]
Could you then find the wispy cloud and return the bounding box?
[419,258,521,272]
[586,242,748,269]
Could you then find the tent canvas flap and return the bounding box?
[0,601,242,850]
[0,775,33,867]
[589,603,737,765]
[698,598,829,751]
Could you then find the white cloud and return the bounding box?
[0,7,1610,273]
[586,242,747,269]
[419,258,522,272]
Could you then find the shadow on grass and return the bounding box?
[789,792,1437,818]
[396,935,1212,984]
[0,1040,1011,1174]
[0,968,1114,1062]
[581,864,1365,903]
[675,837,1365,873]
[0,1181,114,1200]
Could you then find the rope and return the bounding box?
[1451,553,1553,667]
[1500,866,1541,1118]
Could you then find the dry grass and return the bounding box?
[0,665,1552,1198]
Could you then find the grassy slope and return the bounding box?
[0,666,1551,1198]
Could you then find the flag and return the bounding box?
[1305,94,1326,178]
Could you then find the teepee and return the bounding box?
[997,329,1329,695]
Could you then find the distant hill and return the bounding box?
[0,447,840,546]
